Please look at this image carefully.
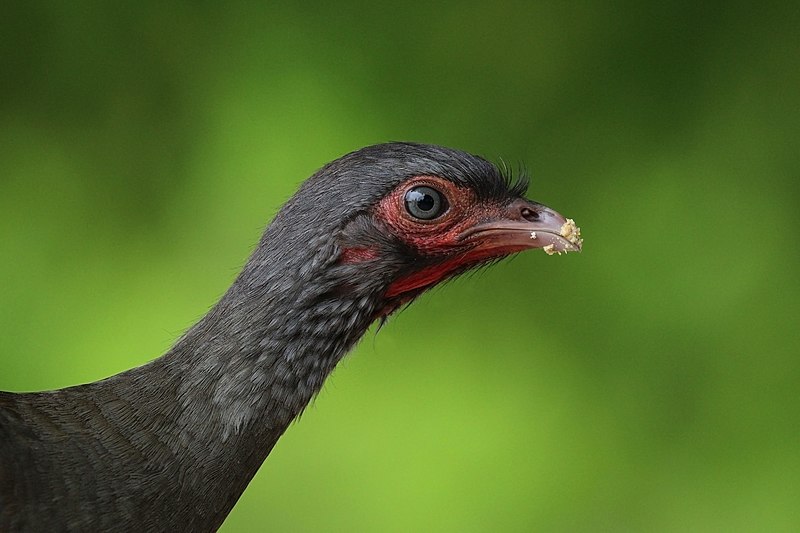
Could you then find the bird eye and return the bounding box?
[404,186,446,220]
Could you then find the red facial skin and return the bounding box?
[339,247,380,263]
[339,175,579,303]
[347,175,515,298]
[377,177,511,298]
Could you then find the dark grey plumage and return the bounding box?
[0,143,565,532]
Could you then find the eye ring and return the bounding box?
[404,186,447,220]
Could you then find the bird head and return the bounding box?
[191,142,582,425]
[243,142,580,323]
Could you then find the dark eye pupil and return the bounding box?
[404,186,445,220]
[416,192,435,212]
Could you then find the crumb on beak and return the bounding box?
[560,218,583,247]
[533,217,582,256]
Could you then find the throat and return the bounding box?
[385,247,512,299]
[385,255,473,298]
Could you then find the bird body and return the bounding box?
[0,143,580,531]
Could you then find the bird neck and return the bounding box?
[124,239,384,499]
[170,276,378,441]
[90,251,382,526]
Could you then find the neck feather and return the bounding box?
[168,261,381,440]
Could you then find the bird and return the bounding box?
[0,142,581,531]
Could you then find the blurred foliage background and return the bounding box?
[1,1,798,531]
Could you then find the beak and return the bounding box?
[459,199,582,256]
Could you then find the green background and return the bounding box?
[2,2,798,531]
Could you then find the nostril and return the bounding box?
[520,207,540,222]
